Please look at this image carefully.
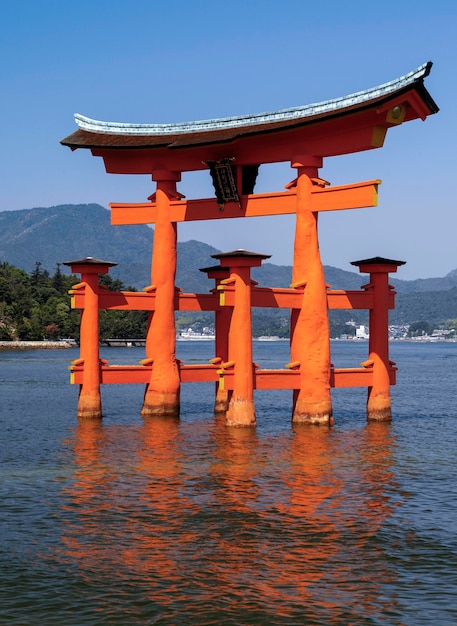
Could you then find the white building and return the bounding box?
[355,325,369,340]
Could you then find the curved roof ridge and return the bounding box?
[74,62,432,136]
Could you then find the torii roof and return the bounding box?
[61,62,438,174]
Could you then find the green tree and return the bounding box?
[407,320,435,337]
[51,263,65,292]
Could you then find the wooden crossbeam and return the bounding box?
[70,287,394,312]
[71,290,220,312]
[69,364,396,388]
[110,180,380,225]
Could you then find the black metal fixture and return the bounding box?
[206,158,240,210]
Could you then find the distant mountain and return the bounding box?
[389,273,457,294]
[0,203,368,291]
[0,204,214,290]
[0,203,153,279]
[1,204,456,324]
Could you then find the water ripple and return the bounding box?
[1,343,457,624]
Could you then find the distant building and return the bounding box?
[355,325,369,340]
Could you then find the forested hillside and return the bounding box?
[0,262,147,341]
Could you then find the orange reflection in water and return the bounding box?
[58,416,401,621]
[125,417,197,594]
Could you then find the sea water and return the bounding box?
[0,341,456,624]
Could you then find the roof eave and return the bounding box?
[60,81,438,152]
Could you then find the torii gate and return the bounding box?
[61,62,438,426]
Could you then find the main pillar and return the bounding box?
[290,156,333,426]
[64,257,117,419]
[213,251,269,427]
[352,257,405,421]
[142,171,181,418]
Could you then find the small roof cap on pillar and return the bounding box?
[199,264,230,274]
[63,257,118,275]
[62,256,118,268]
[350,256,406,267]
[351,256,406,274]
[212,249,271,260]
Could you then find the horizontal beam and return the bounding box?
[330,367,388,388]
[217,287,393,310]
[177,292,219,311]
[69,364,396,388]
[326,289,395,309]
[311,179,380,212]
[70,287,392,311]
[110,180,379,225]
[251,287,303,308]
[71,290,220,312]
[70,363,220,385]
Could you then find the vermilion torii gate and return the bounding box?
[61,63,438,426]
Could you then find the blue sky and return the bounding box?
[1,0,455,279]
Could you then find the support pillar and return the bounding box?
[142,171,181,418]
[290,156,333,426]
[200,265,232,413]
[213,250,270,427]
[352,257,405,421]
[64,257,117,419]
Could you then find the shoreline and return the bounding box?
[0,341,75,351]
[1,337,455,352]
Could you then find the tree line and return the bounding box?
[0,261,147,341]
